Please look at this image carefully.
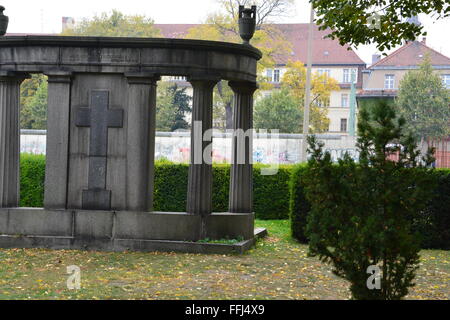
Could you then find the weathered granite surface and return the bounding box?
[0,208,257,253]
[0,36,262,253]
[0,36,261,81]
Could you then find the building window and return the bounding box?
[317,69,331,84]
[317,69,331,78]
[341,94,349,107]
[172,76,186,81]
[343,69,357,83]
[266,68,281,83]
[442,74,450,89]
[316,99,329,107]
[343,69,350,83]
[340,118,348,132]
[384,74,395,89]
[273,69,280,83]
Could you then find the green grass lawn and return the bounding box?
[0,219,448,300]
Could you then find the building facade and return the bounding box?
[260,24,365,135]
[155,23,366,135]
[357,38,450,168]
[358,38,450,101]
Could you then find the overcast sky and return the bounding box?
[2,0,449,65]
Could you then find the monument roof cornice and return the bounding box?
[0,35,262,60]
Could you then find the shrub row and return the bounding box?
[19,156,291,220]
[289,164,450,250]
[414,170,450,250]
[18,154,450,249]
[154,161,292,219]
[288,164,310,243]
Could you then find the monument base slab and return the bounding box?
[0,208,262,254]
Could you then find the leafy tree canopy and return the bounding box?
[185,0,294,129]
[254,59,340,134]
[254,88,302,133]
[396,55,450,140]
[20,74,47,129]
[186,0,293,71]
[313,0,450,51]
[281,60,340,132]
[61,9,161,37]
[156,82,192,132]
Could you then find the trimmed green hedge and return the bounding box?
[153,161,190,212]
[20,153,46,207]
[154,162,291,219]
[288,164,310,242]
[19,155,291,219]
[253,164,292,219]
[18,154,450,249]
[413,170,450,250]
[289,165,450,250]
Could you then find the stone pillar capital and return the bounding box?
[0,71,30,83]
[44,71,72,83]
[125,72,160,85]
[228,81,258,95]
[187,75,221,89]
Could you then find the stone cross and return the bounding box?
[75,90,123,210]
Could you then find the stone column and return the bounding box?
[186,77,219,215]
[125,73,160,211]
[228,81,258,213]
[0,71,29,208]
[44,72,72,209]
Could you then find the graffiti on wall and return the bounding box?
[20,131,360,165]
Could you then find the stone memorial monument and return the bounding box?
[0,6,264,253]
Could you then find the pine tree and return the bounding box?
[304,101,435,299]
[156,83,192,132]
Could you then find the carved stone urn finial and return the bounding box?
[0,6,8,36]
[238,5,256,45]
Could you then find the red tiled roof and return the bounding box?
[154,23,366,66]
[272,24,365,66]
[370,40,450,68]
[154,24,200,39]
